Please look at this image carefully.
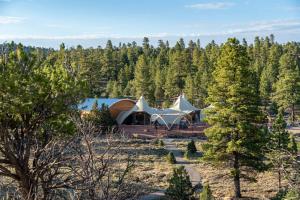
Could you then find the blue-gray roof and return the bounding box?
[78,98,120,111]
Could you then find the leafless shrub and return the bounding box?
[66,115,139,200]
[0,114,139,200]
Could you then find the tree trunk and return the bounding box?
[19,179,35,200]
[17,167,36,200]
[233,152,241,198]
[278,169,282,191]
[291,104,295,125]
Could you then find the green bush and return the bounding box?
[187,140,197,154]
[184,150,192,160]
[165,166,193,200]
[166,152,176,164]
[154,139,164,147]
[85,101,116,134]
[200,184,214,200]
[271,189,288,200]
[284,189,300,200]
[159,139,165,147]
[271,189,300,200]
[153,138,159,145]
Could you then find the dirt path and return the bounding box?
[139,139,202,200]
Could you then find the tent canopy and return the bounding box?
[169,94,200,114]
[116,95,200,125]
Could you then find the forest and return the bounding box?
[2,35,300,111]
[5,35,299,114]
[0,35,300,200]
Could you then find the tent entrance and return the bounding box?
[123,112,150,125]
[150,113,191,130]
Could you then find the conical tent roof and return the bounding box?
[135,96,155,113]
[116,95,200,125]
[116,96,157,124]
[170,94,199,114]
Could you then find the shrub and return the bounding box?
[166,152,176,164]
[271,189,288,200]
[200,184,214,200]
[187,140,197,154]
[271,189,300,200]
[154,139,164,147]
[284,189,300,200]
[165,166,193,200]
[153,138,159,145]
[184,150,192,160]
[86,101,116,134]
[159,139,165,147]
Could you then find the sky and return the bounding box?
[0,0,300,48]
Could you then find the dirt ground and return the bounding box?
[120,140,173,192]
[173,140,291,200]
[0,138,297,200]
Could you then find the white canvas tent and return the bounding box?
[169,94,200,114]
[116,95,200,126]
[116,96,158,125]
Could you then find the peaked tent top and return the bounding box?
[135,96,155,113]
[170,94,199,113]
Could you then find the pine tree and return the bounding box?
[259,44,281,108]
[187,140,197,154]
[166,152,176,164]
[101,40,116,80]
[134,55,153,102]
[200,184,214,200]
[288,135,298,155]
[203,38,267,198]
[87,101,116,134]
[110,81,120,98]
[154,69,165,101]
[184,75,195,103]
[165,166,193,200]
[0,44,85,199]
[268,109,291,190]
[164,66,181,99]
[273,68,300,124]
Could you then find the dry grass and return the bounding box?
[171,139,284,199]
[195,161,284,199]
[124,140,173,191]
[94,139,173,194]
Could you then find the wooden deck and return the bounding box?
[119,123,208,139]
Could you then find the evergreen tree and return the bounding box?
[165,166,193,200]
[200,184,214,200]
[268,109,291,190]
[288,135,298,155]
[101,40,116,80]
[0,44,85,199]
[110,81,120,98]
[164,65,181,99]
[187,140,197,154]
[154,68,165,101]
[259,44,281,108]
[134,55,154,102]
[273,68,300,124]
[166,152,177,164]
[184,75,195,103]
[203,38,267,198]
[87,101,116,134]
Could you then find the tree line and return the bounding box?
[56,36,300,113]
[2,35,299,114]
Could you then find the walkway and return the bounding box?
[139,138,202,200]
